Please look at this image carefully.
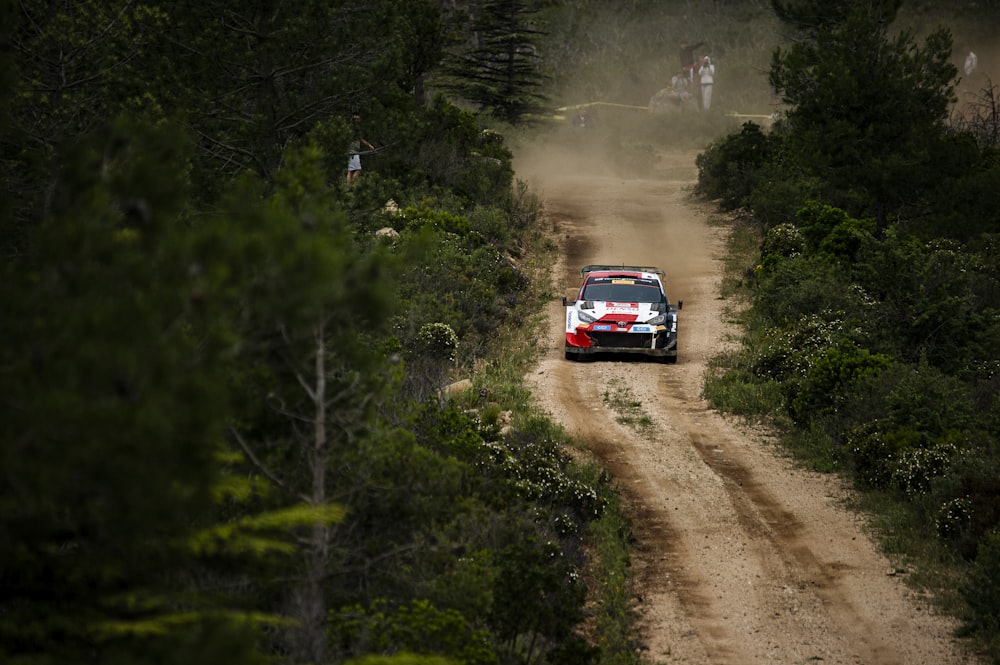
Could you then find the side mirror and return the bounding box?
[676,300,683,310]
[562,295,568,306]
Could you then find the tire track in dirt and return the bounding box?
[655,375,903,664]
[536,345,717,663]
[519,144,976,664]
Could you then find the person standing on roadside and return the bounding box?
[680,39,707,108]
[347,114,375,182]
[698,56,716,110]
[964,49,978,78]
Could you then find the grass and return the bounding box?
[702,353,784,422]
[602,379,656,436]
[585,494,644,665]
[715,211,762,301]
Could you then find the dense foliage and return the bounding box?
[697,0,1000,659]
[0,2,619,665]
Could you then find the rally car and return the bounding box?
[562,264,682,362]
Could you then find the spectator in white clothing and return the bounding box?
[965,50,978,78]
[698,56,716,110]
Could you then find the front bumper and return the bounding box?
[565,327,677,357]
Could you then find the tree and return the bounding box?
[161,0,389,184]
[1,4,610,663]
[0,119,268,665]
[2,0,443,219]
[216,140,406,662]
[2,1,172,248]
[393,0,447,106]
[440,0,549,123]
[769,0,957,236]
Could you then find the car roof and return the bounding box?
[581,264,664,281]
[587,270,653,280]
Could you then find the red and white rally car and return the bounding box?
[562,264,682,362]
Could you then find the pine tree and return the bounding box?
[213,140,405,662]
[0,119,268,665]
[441,0,550,123]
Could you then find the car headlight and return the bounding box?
[577,309,598,324]
[646,313,667,325]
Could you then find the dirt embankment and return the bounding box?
[514,140,979,665]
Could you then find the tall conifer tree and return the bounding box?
[441,0,549,123]
[0,120,268,665]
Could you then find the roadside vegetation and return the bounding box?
[4,1,1000,664]
[0,2,639,664]
[696,1,1000,661]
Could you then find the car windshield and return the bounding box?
[582,278,663,303]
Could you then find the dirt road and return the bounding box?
[514,142,977,665]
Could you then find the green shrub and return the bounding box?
[890,440,962,498]
[746,165,822,230]
[470,244,526,296]
[848,422,907,490]
[960,529,1000,653]
[752,255,864,323]
[331,599,496,665]
[937,495,974,544]
[833,360,976,441]
[408,98,513,207]
[695,122,775,210]
[817,216,877,262]
[417,323,459,363]
[880,359,975,435]
[468,206,511,246]
[583,493,641,665]
[490,178,542,235]
[794,200,851,251]
[936,466,1000,561]
[391,225,523,354]
[748,313,842,382]
[345,656,456,665]
[790,342,890,425]
[485,419,608,525]
[862,235,984,371]
[760,222,804,258]
[490,532,588,665]
[400,207,472,237]
[847,421,967,500]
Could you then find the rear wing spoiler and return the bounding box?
[581,264,665,278]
